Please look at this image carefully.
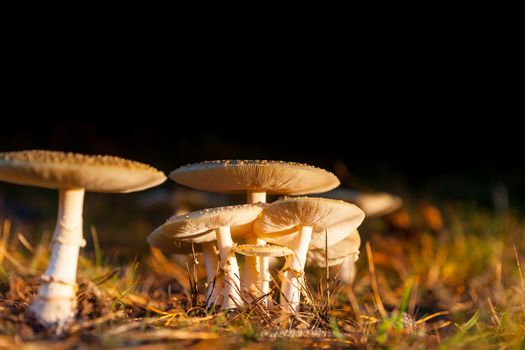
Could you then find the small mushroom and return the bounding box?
[317,189,402,218]
[151,203,264,310]
[170,160,340,302]
[0,150,166,332]
[234,244,294,301]
[307,230,361,283]
[147,230,222,307]
[254,197,365,313]
[314,189,402,284]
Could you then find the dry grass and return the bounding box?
[0,202,524,349]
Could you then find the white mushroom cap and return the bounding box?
[152,203,264,244]
[234,244,294,257]
[317,189,402,217]
[307,230,360,267]
[147,229,202,254]
[0,150,166,193]
[170,160,340,195]
[254,197,365,249]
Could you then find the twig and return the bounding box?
[366,241,387,318]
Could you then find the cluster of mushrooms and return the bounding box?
[0,151,401,333]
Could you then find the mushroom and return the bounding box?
[307,230,361,284]
[234,244,294,303]
[147,230,222,307]
[170,160,340,302]
[151,203,264,309]
[313,189,402,284]
[0,150,166,331]
[316,189,402,218]
[254,197,365,313]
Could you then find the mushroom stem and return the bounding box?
[280,225,313,313]
[202,242,222,308]
[258,237,270,305]
[247,191,266,204]
[339,258,357,285]
[244,191,270,305]
[28,188,85,332]
[243,236,260,300]
[216,226,243,309]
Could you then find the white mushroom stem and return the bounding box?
[28,188,85,331]
[216,226,243,309]
[244,191,270,305]
[247,191,266,204]
[243,236,260,299]
[281,225,313,313]
[259,238,270,302]
[339,258,357,285]
[201,242,222,308]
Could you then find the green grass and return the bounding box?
[0,202,524,349]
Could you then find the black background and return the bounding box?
[1,45,523,209]
[0,118,523,207]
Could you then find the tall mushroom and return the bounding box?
[254,197,365,313]
[147,230,222,307]
[151,203,264,309]
[0,150,166,332]
[170,160,340,302]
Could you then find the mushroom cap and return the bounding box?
[254,197,365,249]
[147,229,203,254]
[170,160,340,195]
[152,203,264,244]
[0,150,166,193]
[307,230,360,267]
[234,244,294,257]
[317,189,402,218]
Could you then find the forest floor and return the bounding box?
[1,202,524,349]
